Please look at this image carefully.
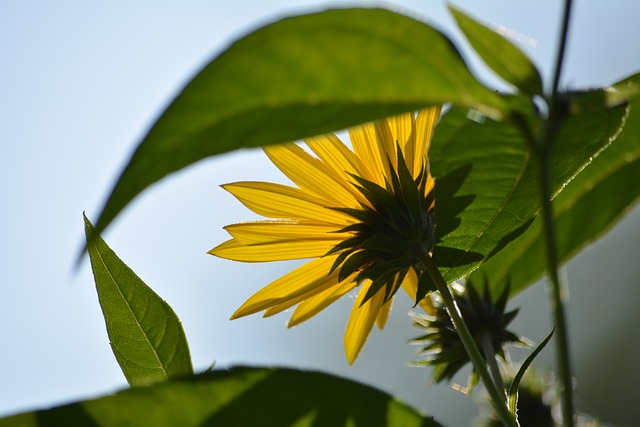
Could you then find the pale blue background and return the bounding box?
[2,1,639,425]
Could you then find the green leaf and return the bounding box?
[470,74,640,294]
[449,5,543,96]
[0,367,443,427]
[508,329,554,416]
[430,90,627,283]
[90,7,509,242]
[84,214,193,386]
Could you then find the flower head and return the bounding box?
[411,280,527,386]
[210,107,441,363]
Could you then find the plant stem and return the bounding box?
[481,333,507,397]
[550,0,572,103]
[421,257,518,427]
[535,0,575,425]
[536,147,575,427]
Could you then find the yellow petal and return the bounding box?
[420,293,436,316]
[223,220,339,245]
[349,122,386,186]
[387,111,415,152]
[230,256,339,319]
[262,270,358,318]
[263,143,357,207]
[401,268,436,316]
[305,133,364,182]
[375,296,393,329]
[287,279,357,327]
[344,282,386,364]
[223,181,349,225]
[373,119,397,177]
[425,174,436,203]
[209,237,342,262]
[387,111,417,175]
[304,134,369,206]
[414,107,441,176]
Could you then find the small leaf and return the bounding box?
[508,329,554,416]
[471,73,640,294]
[84,214,193,386]
[0,367,444,427]
[90,7,509,244]
[450,5,543,96]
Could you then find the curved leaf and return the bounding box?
[470,74,640,294]
[91,7,509,241]
[449,6,543,96]
[430,90,627,283]
[0,367,443,427]
[84,214,193,386]
[508,329,554,416]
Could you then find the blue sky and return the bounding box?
[2,1,639,425]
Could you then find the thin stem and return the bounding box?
[550,0,572,106]
[481,333,506,397]
[536,0,575,425]
[420,257,518,427]
[537,148,574,426]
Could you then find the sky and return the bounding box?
[2,1,640,425]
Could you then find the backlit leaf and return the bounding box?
[430,89,627,283]
[84,214,193,386]
[450,5,543,96]
[470,73,640,293]
[91,7,509,242]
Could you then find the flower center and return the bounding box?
[326,146,436,305]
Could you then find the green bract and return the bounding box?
[411,281,527,388]
[328,147,436,305]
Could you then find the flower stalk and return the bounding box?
[481,332,507,397]
[420,256,518,427]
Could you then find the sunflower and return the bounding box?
[210,107,441,364]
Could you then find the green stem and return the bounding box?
[536,146,575,426]
[481,333,507,397]
[421,257,518,427]
[550,0,573,103]
[536,0,575,425]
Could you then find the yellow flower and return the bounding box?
[210,107,441,364]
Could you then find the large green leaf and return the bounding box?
[91,7,509,241]
[449,6,543,96]
[430,90,627,283]
[0,367,443,427]
[470,73,640,293]
[84,215,193,386]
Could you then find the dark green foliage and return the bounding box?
[471,73,640,294]
[430,93,627,286]
[0,367,443,427]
